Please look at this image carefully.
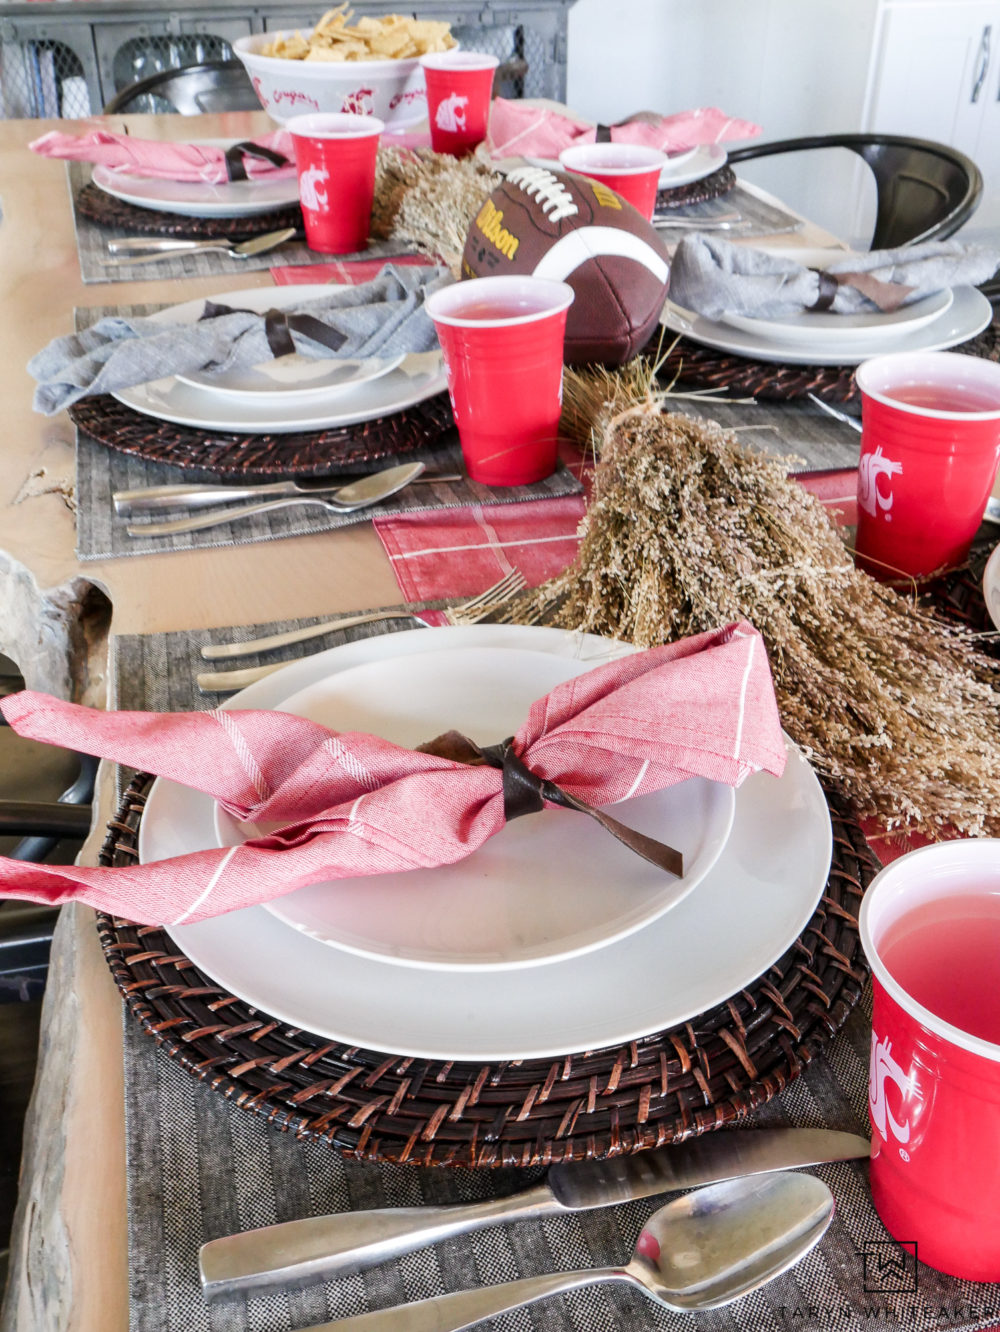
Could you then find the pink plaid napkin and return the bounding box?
[0,623,784,927]
[374,495,587,601]
[29,128,296,183]
[486,98,761,161]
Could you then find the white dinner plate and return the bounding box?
[92,161,299,219]
[112,285,446,434]
[660,285,993,367]
[657,143,727,189]
[212,645,735,970]
[983,543,1000,630]
[525,144,724,191]
[720,287,954,347]
[139,624,832,1061]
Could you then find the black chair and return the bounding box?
[727,133,983,249]
[103,59,261,116]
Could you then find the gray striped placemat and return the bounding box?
[110,620,1000,1332]
[67,161,412,285]
[654,181,805,242]
[71,302,583,560]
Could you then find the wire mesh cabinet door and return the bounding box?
[0,18,101,119]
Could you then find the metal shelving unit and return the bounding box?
[0,0,570,118]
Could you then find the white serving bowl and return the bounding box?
[233,31,429,127]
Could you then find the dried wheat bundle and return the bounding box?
[526,367,1000,837]
[371,147,499,274]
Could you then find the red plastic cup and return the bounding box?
[854,351,1000,580]
[420,51,499,157]
[860,840,1000,1281]
[426,275,574,486]
[557,142,667,221]
[286,112,384,254]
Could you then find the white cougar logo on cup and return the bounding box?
[858,446,903,518]
[299,165,329,212]
[869,1031,912,1145]
[435,92,468,133]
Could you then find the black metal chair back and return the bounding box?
[103,59,260,116]
[727,133,983,248]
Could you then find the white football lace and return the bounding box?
[505,166,579,223]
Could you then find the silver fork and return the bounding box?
[196,570,528,693]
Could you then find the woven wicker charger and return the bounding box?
[76,180,304,241]
[69,393,455,478]
[97,774,874,1169]
[652,310,1000,404]
[654,163,736,213]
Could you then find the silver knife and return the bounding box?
[114,472,463,517]
[199,1127,868,1299]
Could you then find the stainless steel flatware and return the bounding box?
[114,471,463,517]
[654,213,747,231]
[126,461,426,538]
[195,570,527,692]
[199,1126,866,1299]
[101,226,298,266]
[290,1173,833,1331]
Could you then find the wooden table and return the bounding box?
[0,111,850,1332]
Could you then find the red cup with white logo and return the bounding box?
[286,112,384,254]
[426,275,574,486]
[420,51,499,157]
[557,142,667,221]
[859,839,1000,1281]
[854,351,1000,581]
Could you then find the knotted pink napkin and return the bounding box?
[29,128,297,183]
[0,623,785,927]
[486,98,761,162]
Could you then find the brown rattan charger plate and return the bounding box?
[69,392,456,478]
[649,304,1000,404]
[76,180,304,241]
[654,163,736,213]
[97,775,874,1168]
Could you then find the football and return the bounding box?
[461,165,670,365]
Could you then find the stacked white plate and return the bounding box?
[112,285,447,434]
[140,624,834,1061]
[661,283,993,367]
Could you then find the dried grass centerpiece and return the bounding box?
[527,367,1000,839]
[371,147,499,274]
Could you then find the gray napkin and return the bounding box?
[30,263,452,415]
[669,234,1000,320]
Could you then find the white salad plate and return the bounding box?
[175,352,406,402]
[661,285,993,367]
[92,160,299,219]
[112,285,446,433]
[212,645,736,970]
[139,624,833,1062]
[720,287,954,347]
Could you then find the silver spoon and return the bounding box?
[102,227,298,267]
[292,1172,834,1332]
[125,461,425,537]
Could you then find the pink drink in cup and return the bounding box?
[286,112,384,254]
[420,51,499,157]
[854,351,1000,580]
[427,275,574,486]
[558,142,667,221]
[860,840,1000,1281]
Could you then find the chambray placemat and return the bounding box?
[110,618,1000,1332]
[67,162,411,285]
[70,302,583,560]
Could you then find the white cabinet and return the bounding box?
[864,1,1000,236]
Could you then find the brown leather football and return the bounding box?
[461,165,670,365]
